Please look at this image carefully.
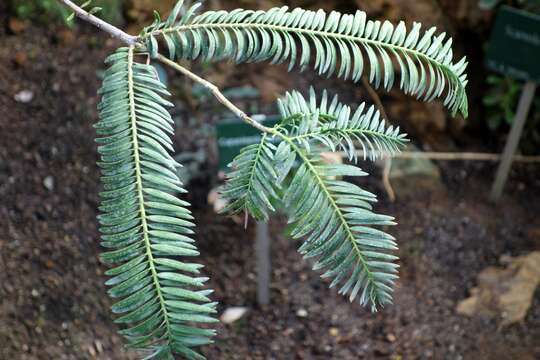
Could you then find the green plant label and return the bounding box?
[486,6,540,82]
[216,115,279,170]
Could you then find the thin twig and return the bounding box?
[362,76,389,121]
[382,157,396,201]
[58,0,139,45]
[156,54,274,134]
[361,75,395,200]
[339,151,540,163]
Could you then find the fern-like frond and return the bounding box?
[218,88,404,309]
[141,1,468,116]
[276,142,399,311]
[276,88,409,161]
[219,134,281,221]
[96,46,216,360]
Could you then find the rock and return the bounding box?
[455,293,479,316]
[220,306,249,324]
[456,251,540,326]
[43,176,54,191]
[8,18,27,34]
[56,30,76,46]
[526,227,540,249]
[14,90,34,104]
[207,187,228,213]
[13,52,28,67]
[385,144,444,198]
[296,308,308,318]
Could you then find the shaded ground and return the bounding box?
[1,17,540,360]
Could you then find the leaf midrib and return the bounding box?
[149,21,463,90]
[289,126,405,144]
[245,134,268,207]
[127,46,172,341]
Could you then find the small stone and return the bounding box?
[386,144,445,198]
[8,18,27,34]
[386,333,396,343]
[31,289,39,297]
[13,52,28,67]
[14,90,33,103]
[94,340,103,353]
[220,307,248,324]
[56,29,76,45]
[43,176,55,191]
[296,308,308,318]
[526,227,540,242]
[329,327,339,337]
[87,344,96,357]
[456,252,540,326]
[207,187,228,213]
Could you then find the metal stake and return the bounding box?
[255,221,271,305]
[490,81,537,202]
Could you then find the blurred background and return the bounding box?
[0,0,539,359]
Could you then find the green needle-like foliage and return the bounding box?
[96,47,216,360]
[69,0,469,357]
[283,149,399,310]
[277,88,409,160]
[220,89,405,309]
[220,134,280,221]
[141,1,468,117]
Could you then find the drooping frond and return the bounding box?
[270,90,405,309]
[276,88,409,161]
[95,46,217,360]
[219,134,280,221]
[275,141,399,311]
[218,88,405,309]
[141,1,468,117]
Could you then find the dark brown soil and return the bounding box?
[1,17,540,360]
